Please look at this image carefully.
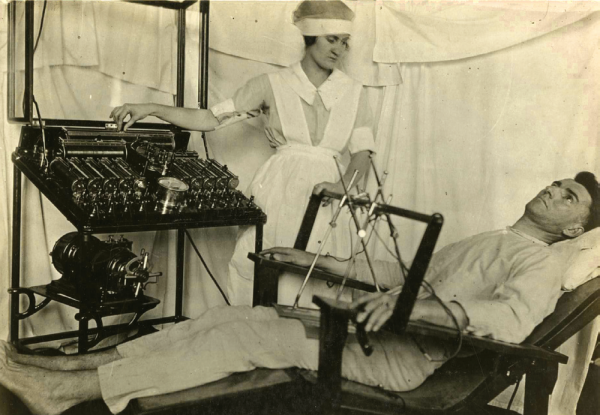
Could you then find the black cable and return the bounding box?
[507,377,522,412]
[370,217,410,277]
[201,132,211,160]
[312,206,460,362]
[327,216,357,288]
[34,0,48,53]
[420,279,464,362]
[32,96,48,171]
[184,229,230,306]
[22,1,49,118]
[327,215,378,263]
[381,216,410,277]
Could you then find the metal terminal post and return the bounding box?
[334,158,380,292]
[370,158,406,278]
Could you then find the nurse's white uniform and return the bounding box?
[210,62,375,307]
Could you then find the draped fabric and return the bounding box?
[208,1,600,85]
[365,12,600,259]
[373,1,599,63]
[10,2,177,95]
[1,1,600,413]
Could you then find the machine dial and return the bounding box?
[157,177,189,192]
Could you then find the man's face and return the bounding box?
[525,179,592,237]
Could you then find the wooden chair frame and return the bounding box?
[247,192,592,415]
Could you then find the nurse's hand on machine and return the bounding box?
[110,103,154,131]
[313,181,344,206]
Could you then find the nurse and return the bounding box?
[110,0,376,306]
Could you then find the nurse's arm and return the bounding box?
[110,103,220,132]
[342,150,371,189]
[313,150,371,195]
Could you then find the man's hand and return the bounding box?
[352,292,398,332]
[260,247,315,268]
[110,103,154,131]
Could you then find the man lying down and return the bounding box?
[1,172,599,415]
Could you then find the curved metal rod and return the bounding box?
[7,288,52,319]
[128,312,142,327]
[75,312,104,349]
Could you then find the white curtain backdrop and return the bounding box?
[1,1,599,414]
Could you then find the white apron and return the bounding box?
[227,67,363,307]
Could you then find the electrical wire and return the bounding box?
[332,207,461,361]
[379,216,410,277]
[22,1,49,119]
[184,229,230,306]
[331,216,359,291]
[34,0,48,53]
[419,279,464,362]
[32,96,48,171]
[359,215,410,277]
[506,377,522,412]
[326,215,378,263]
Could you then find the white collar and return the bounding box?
[507,226,549,246]
[280,62,355,111]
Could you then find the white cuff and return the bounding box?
[348,127,376,155]
[209,98,236,118]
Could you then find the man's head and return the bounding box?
[524,171,599,242]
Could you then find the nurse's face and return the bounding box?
[306,35,350,71]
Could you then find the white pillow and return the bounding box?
[552,228,600,291]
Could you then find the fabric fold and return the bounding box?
[373,1,599,63]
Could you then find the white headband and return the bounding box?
[294,18,352,36]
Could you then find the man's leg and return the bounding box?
[112,305,278,356]
[1,340,120,371]
[0,344,102,415]
[98,306,447,413]
[0,306,297,415]
[99,313,319,413]
[1,306,275,371]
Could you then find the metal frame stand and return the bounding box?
[9,162,264,352]
[8,0,266,353]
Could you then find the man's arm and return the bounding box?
[411,300,469,330]
[260,247,354,277]
[457,253,563,344]
[261,248,469,332]
[352,292,469,333]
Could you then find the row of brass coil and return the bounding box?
[49,154,244,216]
[166,158,244,211]
[50,157,146,197]
[50,156,148,216]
